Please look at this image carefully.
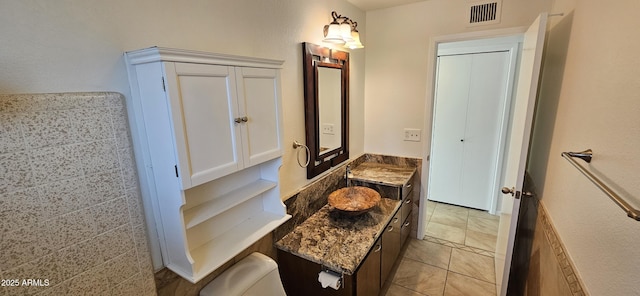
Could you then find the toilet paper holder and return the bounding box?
[319,266,344,289]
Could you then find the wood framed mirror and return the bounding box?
[302,42,349,179]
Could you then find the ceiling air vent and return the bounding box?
[467,0,502,26]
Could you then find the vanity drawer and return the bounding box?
[401,174,415,200]
[401,195,413,225]
[401,215,411,246]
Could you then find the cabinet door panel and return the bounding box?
[381,211,401,285]
[356,238,381,296]
[166,63,242,188]
[236,67,283,167]
[278,250,354,296]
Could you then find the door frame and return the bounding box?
[417,26,528,239]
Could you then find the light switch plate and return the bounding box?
[322,123,335,135]
[404,128,421,142]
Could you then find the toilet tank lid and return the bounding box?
[200,252,279,296]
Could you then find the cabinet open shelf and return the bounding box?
[187,211,291,283]
[183,179,277,229]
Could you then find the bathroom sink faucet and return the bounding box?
[345,165,352,187]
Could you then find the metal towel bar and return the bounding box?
[562,149,640,221]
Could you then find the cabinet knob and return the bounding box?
[234,117,242,123]
[373,244,382,252]
[387,226,394,232]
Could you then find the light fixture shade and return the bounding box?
[323,11,362,47]
[323,23,345,44]
[340,22,354,42]
[345,30,364,49]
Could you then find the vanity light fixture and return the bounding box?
[323,11,364,49]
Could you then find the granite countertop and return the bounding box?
[275,197,401,275]
[350,162,416,187]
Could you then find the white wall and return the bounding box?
[529,0,640,294]
[363,0,552,158]
[0,0,366,198]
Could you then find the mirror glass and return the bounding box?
[318,65,342,156]
[302,42,349,179]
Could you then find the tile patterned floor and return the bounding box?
[383,200,499,296]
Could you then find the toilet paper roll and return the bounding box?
[318,271,341,290]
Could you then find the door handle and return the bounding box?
[501,187,515,195]
[501,187,520,199]
[501,187,533,199]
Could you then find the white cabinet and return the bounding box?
[125,47,290,283]
[162,59,283,189]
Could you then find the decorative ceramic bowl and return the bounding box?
[328,186,381,216]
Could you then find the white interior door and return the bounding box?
[495,13,548,295]
[429,50,512,211]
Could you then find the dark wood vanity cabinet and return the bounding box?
[277,207,402,296]
[277,214,401,296]
[347,163,417,292]
[276,196,405,296]
[278,234,391,296]
[351,169,415,249]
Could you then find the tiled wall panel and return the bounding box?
[525,203,587,296]
[0,93,155,296]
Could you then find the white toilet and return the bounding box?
[200,252,287,296]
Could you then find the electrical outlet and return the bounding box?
[322,123,335,135]
[404,128,421,142]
